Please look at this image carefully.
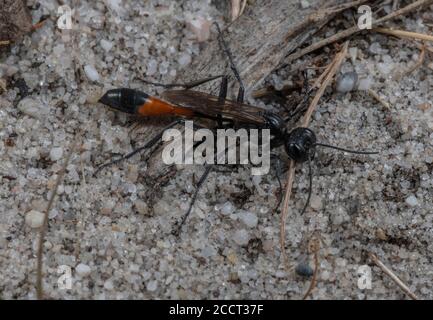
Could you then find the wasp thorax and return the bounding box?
[285,127,317,163]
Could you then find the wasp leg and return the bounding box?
[218,76,228,103]
[214,75,229,126]
[142,121,212,166]
[237,86,245,103]
[213,22,245,101]
[138,75,225,90]
[93,119,183,176]
[95,118,217,177]
[270,153,284,214]
[172,165,213,237]
[172,125,221,236]
[299,153,313,216]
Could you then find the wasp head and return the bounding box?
[285,127,317,163]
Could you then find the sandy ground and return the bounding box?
[1,0,433,299]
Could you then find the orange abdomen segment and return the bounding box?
[137,97,194,117]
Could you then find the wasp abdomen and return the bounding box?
[99,88,195,117]
[99,88,149,114]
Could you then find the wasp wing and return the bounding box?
[160,90,268,125]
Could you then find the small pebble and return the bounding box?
[220,201,235,215]
[237,210,258,228]
[295,262,314,277]
[84,65,100,82]
[335,258,347,268]
[25,210,45,228]
[227,252,238,264]
[369,42,382,54]
[146,280,158,292]
[147,59,158,76]
[126,164,139,183]
[178,53,192,66]
[300,0,310,8]
[0,78,6,92]
[85,86,103,104]
[377,62,393,76]
[357,77,373,91]
[336,72,358,93]
[100,206,112,215]
[405,195,418,207]
[50,147,63,161]
[349,47,358,64]
[417,103,431,111]
[376,228,388,241]
[187,17,211,42]
[104,280,114,290]
[75,263,91,277]
[100,39,113,52]
[232,229,250,246]
[262,240,273,252]
[0,63,18,77]
[134,199,149,215]
[18,98,49,119]
[106,0,124,14]
[310,195,323,211]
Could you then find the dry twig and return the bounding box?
[279,160,295,266]
[417,43,433,53]
[230,0,247,22]
[0,78,6,92]
[367,89,391,110]
[184,0,360,98]
[396,43,426,80]
[374,27,433,42]
[36,140,77,299]
[327,0,371,12]
[369,253,419,300]
[301,42,349,126]
[279,43,349,268]
[306,0,371,24]
[282,0,433,67]
[302,235,321,300]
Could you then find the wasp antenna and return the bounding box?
[314,143,379,155]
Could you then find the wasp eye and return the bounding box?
[289,143,302,157]
[286,142,310,163]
